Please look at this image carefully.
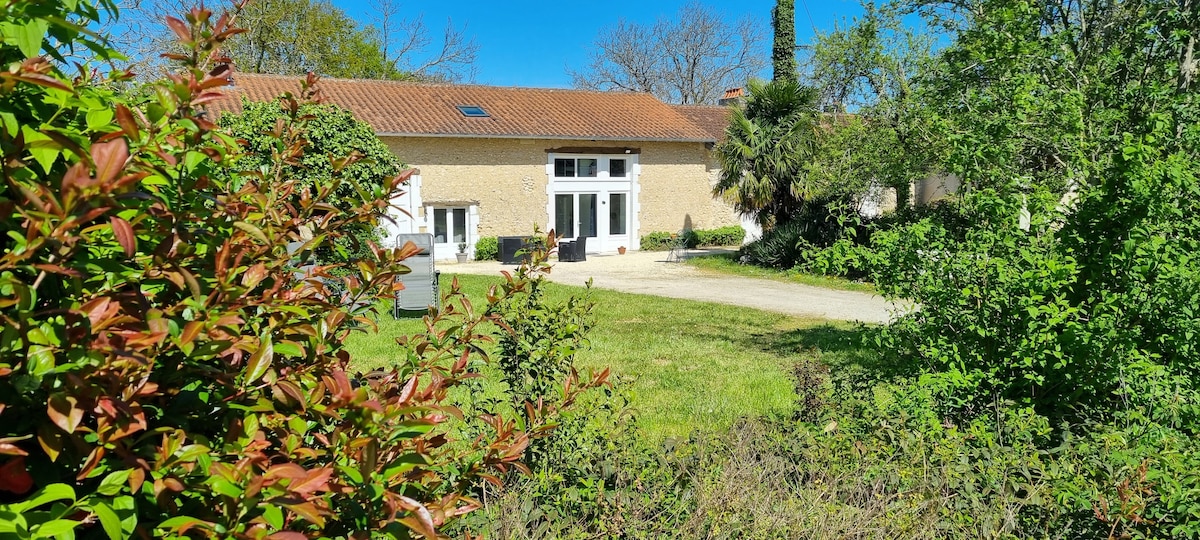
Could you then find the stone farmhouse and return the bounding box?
[214,74,742,260]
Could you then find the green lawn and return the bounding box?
[345,273,873,441]
[686,252,876,293]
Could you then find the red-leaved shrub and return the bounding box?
[0,2,603,538]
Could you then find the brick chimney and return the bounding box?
[718,87,744,106]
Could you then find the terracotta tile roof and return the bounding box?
[722,87,744,100]
[673,104,733,142]
[209,73,717,143]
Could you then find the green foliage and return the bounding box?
[688,225,746,247]
[0,4,568,538]
[822,0,1200,534]
[485,232,607,463]
[474,236,498,260]
[791,198,971,280]
[770,0,797,83]
[739,221,808,269]
[639,231,676,251]
[462,314,1200,538]
[802,4,942,215]
[858,0,1200,420]
[867,189,1096,416]
[440,234,623,538]
[223,0,405,79]
[459,421,697,540]
[738,201,849,269]
[714,78,823,229]
[640,226,746,251]
[219,99,401,264]
[758,0,1200,535]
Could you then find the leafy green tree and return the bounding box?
[865,0,1200,423]
[714,78,822,228]
[795,4,1200,534]
[219,99,402,261]
[229,0,395,78]
[111,0,477,81]
[903,0,1190,196]
[771,0,798,82]
[805,5,940,209]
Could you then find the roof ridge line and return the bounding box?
[230,72,657,97]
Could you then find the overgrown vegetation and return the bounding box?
[5,0,1200,538]
[721,0,1200,536]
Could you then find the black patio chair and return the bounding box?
[557,235,588,262]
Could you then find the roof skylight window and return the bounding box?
[456,105,489,117]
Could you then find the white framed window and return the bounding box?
[609,158,627,178]
[432,207,469,244]
[553,157,598,178]
[552,156,636,180]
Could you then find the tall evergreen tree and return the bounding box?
[771,0,797,82]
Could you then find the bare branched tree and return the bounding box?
[371,0,478,82]
[570,2,767,104]
[108,0,476,81]
[106,0,196,76]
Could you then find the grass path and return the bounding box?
[686,252,876,293]
[346,273,873,440]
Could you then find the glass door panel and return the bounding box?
[579,194,598,237]
[608,193,627,235]
[451,208,467,243]
[554,191,627,251]
[433,209,448,243]
[554,194,575,238]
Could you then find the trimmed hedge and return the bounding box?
[640,226,746,251]
[475,236,499,260]
[691,225,745,247]
[640,231,676,251]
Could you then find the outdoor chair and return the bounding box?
[557,235,587,262]
[665,232,689,263]
[498,236,533,264]
[392,233,439,317]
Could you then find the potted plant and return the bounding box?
[617,246,627,255]
[456,242,469,263]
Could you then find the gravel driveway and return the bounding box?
[445,249,901,324]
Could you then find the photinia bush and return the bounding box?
[0,2,599,538]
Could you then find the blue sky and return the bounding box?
[333,0,870,88]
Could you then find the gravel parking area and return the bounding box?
[444,249,901,324]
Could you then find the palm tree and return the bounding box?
[713,78,822,229]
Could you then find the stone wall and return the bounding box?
[382,136,741,240]
[636,141,741,234]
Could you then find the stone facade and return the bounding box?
[383,136,741,246]
[637,141,741,234]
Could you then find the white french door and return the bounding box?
[547,153,638,254]
[553,190,630,253]
[431,207,469,255]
